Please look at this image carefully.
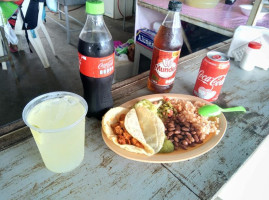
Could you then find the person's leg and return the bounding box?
[7,0,24,52]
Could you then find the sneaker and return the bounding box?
[9,44,18,53]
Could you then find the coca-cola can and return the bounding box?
[193,51,230,102]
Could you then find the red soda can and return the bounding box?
[193,51,230,102]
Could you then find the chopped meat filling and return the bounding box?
[111,114,144,149]
[131,138,144,148]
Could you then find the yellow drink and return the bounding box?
[23,92,88,173]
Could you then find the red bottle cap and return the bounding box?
[248,42,262,49]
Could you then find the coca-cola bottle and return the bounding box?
[147,0,183,93]
[225,0,236,5]
[78,0,114,119]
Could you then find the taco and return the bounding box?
[102,106,165,156]
[102,107,155,156]
[134,106,165,153]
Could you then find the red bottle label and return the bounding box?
[149,47,181,86]
[78,52,114,78]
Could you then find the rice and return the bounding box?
[168,98,220,140]
[156,97,220,151]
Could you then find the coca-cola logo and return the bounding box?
[155,58,176,78]
[197,87,216,100]
[197,70,226,87]
[98,58,113,70]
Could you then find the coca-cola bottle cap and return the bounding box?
[86,0,104,15]
[168,0,182,12]
[248,41,262,49]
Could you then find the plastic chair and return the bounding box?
[38,3,56,56]
[0,26,15,72]
[0,26,18,80]
[15,0,55,68]
[47,0,86,44]
[0,8,15,73]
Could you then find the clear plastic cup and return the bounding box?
[22,91,88,173]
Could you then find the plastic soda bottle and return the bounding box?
[225,0,237,5]
[78,0,114,119]
[147,0,183,93]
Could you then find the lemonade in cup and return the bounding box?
[22,91,88,173]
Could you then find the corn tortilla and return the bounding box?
[102,107,155,156]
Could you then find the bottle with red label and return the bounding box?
[78,0,114,119]
[147,0,183,93]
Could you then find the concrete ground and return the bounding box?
[0,5,228,127]
[0,6,134,126]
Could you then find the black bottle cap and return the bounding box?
[168,0,182,12]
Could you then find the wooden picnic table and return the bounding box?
[1,39,269,200]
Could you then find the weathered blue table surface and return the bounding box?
[1,40,268,200]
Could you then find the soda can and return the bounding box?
[193,51,230,102]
